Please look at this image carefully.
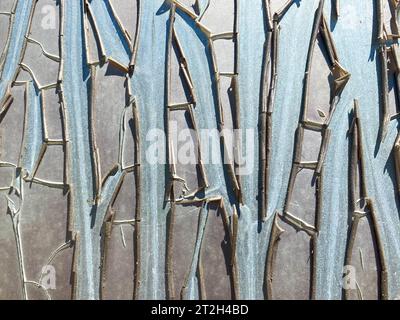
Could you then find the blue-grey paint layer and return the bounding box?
[173,10,232,203]
[88,0,131,67]
[236,0,270,300]
[19,81,43,176]
[63,0,98,300]
[130,0,170,299]
[5,0,400,301]
[62,0,175,301]
[173,7,237,297]
[266,0,319,217]
[195,0,210,18]
[61,0,134,299]
[316,0,400,299]
[0,0,34,102]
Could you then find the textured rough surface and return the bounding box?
[1,0,400,300]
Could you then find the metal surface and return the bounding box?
[1,0,400,300]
